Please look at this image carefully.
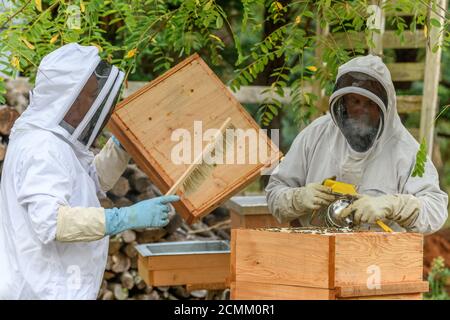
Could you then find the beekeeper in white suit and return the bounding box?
[0,43,179,299]
[266,54,448,234]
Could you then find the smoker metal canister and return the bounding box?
[326,198,354,228]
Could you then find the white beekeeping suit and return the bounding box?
[265,54,448,234]
[0,43,130,299]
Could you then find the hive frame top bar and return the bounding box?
[257,227,401,236]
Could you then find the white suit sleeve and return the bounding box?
[93,137,131,192]
[16,149,72,245]
[401,157,448,235]
[265,131,308,223]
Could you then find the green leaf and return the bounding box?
[204,0,212,11]
[242,70,253,82]
[430,18,441,28]
[265,111,273,120]
[261,44,268,53]
[303,11,314,18]
[268,105,278,116]
[411,138,427,177]
[216,15,223,29]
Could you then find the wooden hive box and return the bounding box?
[108,54,282,224]
[136,240,230,288]
[225,196,289,229]
[230,228,429,300]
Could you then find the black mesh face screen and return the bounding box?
[60,61,113,136]
[331,95,383,153]
[333,71,388,110]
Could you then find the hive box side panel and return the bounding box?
[333,233,424,287]
[137,255,151,286]
[151,266,229,286]
[233,229,331,288]
[337,293,423,300]
[109,54,281,223]
[336,281,429,298]
[230,281,334,300]
[230,229,238,283]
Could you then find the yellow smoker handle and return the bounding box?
[376,220,394,233]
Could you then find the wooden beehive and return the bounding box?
[136,240,230,288]
[230,228,429,300]
[225,196,289,229]
[108,54,282,224]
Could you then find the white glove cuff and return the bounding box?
[56,206,106,242]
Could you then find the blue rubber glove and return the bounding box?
[104,195,180,235]
[111,135,122,149]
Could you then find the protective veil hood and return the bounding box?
[329,55,402,153]
[11,43,124,154]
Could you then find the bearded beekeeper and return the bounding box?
[0,43,180,299]
[266,54,448,234]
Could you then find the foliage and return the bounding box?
[0,0,448,155]
[412,104,449,177]
[0,0,242,85]
[230,0,449,127]
[412,137,428,177]
[424,256,450,300]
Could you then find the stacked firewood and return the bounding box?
[96,163,231,300]
[0,78,30,176]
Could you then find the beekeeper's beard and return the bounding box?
[340,114,379,152]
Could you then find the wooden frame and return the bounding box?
[230,229,428,300]
[108,54,282,224]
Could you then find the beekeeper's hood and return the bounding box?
[329,54,402,153]
[12,43,124,152]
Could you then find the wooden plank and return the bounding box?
[230,281,334,300]
[333,232,424,287]
[233,229,331,288]
[150,266,229,286]
[186,282,228,292]
[387,62,425,82]
[336,281,429,298]
[108,54,282,224]
[330,30,426,49]
[145,253,229,270]
[338,293,422,300]
[397,95,422,113]
[231,281,424,300]
[420,0,446,157]
[137,255,151,286]
[328,235,336,289]
[230,229,238,282]
[367,0,385,56]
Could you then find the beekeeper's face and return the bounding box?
[343,93,380,127]
[64,74,99,128]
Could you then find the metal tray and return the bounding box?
[135,240,230,257]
